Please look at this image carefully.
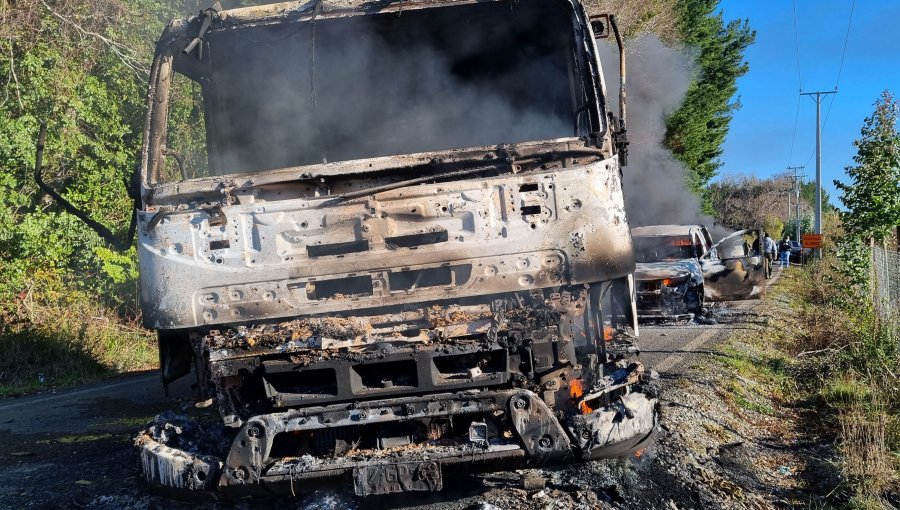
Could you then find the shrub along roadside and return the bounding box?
[719,257,899,508]
[0,280,156,399]
[799,255,899,508]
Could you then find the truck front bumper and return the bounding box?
[137,389,656,497]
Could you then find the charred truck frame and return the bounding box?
[37,0,656,498]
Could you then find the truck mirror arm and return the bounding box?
[33,122,138,252]
[608,14,628,166]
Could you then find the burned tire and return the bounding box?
[686,285,704,314]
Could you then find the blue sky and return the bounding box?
[717,0,900,207]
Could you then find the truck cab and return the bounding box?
[130,0,655,497]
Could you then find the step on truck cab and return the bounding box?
[124,0,654,497]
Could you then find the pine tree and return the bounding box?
[835,90,900,244]
[663,0,755,209]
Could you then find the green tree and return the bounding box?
[783,214,812,240]
[835,90,900,244]
[0,0,176,310]
[663,0,755,209]
[799,180,836,213]
[833,90,900,291]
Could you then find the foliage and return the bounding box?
[798,179,837,215]
[783,214,812,241]
[0,0,179,393]
[835,90,900,245]
[762,214,783,241]
[0,290,156,397]
[708,174,797,230]
[0,0,186,307]
[663,0,755,209]
[793,256,900,503]
[833,91,900,290]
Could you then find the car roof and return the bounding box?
[631,225,702,237]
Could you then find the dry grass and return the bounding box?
[0,298,156,398]
[839,410,897,500]
[790,255,900,505]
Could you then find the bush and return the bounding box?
[793,253,900,503]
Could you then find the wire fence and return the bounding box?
[871,246,900,321]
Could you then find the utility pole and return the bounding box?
[786,188,791,230]
[787,165,805,241]
[800,90,836,257]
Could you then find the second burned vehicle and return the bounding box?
[30,0,658,499]
[632,225,768,319]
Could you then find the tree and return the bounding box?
[663,0,755,209]
[707,174,799,231]
[784,214,812,240]
[833,90,900,291]
[835,90,900,245]
[0,0,177,309]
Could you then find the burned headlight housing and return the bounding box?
[659,276,689,294]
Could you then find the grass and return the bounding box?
[0,295,157,398]
[716,256,900,508]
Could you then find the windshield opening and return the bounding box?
[633,236,698,263]
[151,0,593,183]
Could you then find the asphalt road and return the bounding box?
[0,268,780,509]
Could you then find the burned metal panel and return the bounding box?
[701,229,766,301]
[137,158,632,330]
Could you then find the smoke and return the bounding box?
[182,1,580,175]
[171,5,732,243]
[598,36,722,233]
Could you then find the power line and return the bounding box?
[792,0,803,91]
[833,0,856,91]
[800,0,856,168]
[786,0,803,166]
[821,0,856,131]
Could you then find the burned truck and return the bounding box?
[36,0,655,498]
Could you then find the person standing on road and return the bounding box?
[779,236,792,267]
[764,233,777,264]
[762,232,776,278]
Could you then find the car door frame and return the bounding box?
[700,228,767,301]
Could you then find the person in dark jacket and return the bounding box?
[779,236,792,267]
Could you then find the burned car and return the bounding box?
[632,225,768,319]
[631,225,710,319]
[28,0,660,499]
